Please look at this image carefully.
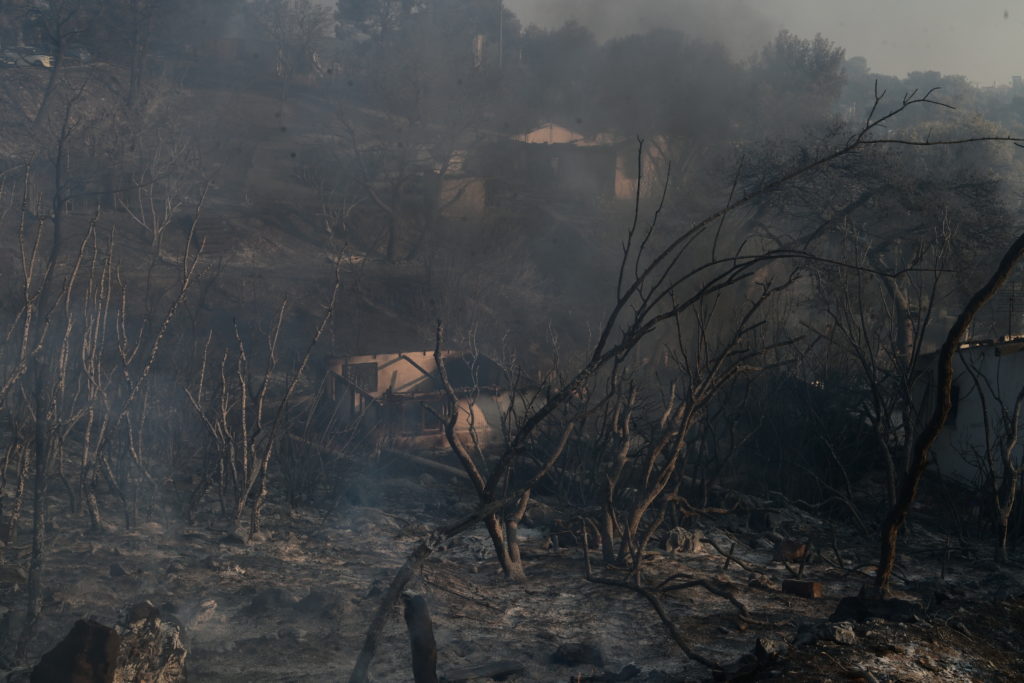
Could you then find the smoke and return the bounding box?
[507,0,1024,85]
[505,0,777,59]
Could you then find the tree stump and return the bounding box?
[31,603,186,683]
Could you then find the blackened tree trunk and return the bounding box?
[402,594,438,683]
[875,228,1024,594]
[16,361,52,660]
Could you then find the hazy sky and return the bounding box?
[504,0,1024,85]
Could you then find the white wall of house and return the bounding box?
[930,342,1024,485]
[328,351,513,450]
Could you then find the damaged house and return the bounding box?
[921,336,1024,485]
[440,122,666,220]
[328,350,509,450]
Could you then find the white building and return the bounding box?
[925,337,1024,485]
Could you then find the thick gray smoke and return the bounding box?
[505,0,776,59]
[507,0,1024,84]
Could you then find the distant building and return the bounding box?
[512,122,665,201]
[920,336,1024,485]
[440,122,666,219]
[328,350,509,450]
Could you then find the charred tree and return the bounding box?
[875,228,1024,594]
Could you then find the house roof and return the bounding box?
[956,335,1024,355]
[514,122,622,147]
[328,350,506,397]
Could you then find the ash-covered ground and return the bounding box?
[2,466,1022,682]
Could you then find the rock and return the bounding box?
[552,642,605,668]
[664,528,703,554]
[823,621,857,645]
[109,563,128,578]
[30,609,186,683]
[754,637,787,662]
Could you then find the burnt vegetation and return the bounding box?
[2,1,1024,681]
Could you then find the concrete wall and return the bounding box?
[613,138,667,200]
[930,342,1024,485]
